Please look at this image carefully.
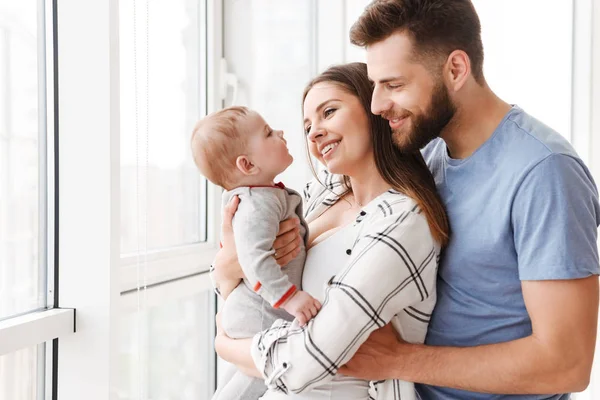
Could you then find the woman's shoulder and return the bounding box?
[361,190,436,236]
[360,190,441,252]
[303,169,344,201]
[366,189,422,218]
[303,169,348,219]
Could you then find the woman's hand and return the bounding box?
[273,218,303,267]
[213,196,244,298]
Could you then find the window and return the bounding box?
[0,0,47,322]
[471,0,574,140]
[0,344,45,400]
[0,1,59,398]
[119,0,207,255]
[118,288,216,400]
[223,0,317,192]
[118,0,218,397]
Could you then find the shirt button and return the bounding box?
[360,211,366,216]
[346,249,352,255]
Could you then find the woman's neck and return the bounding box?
[347,161,390,207]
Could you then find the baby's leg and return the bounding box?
[212,370,266,400]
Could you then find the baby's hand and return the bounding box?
[281,290,321,326]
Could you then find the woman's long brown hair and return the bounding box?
[303,62,449,246]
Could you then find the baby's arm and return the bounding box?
[232,191,315,314]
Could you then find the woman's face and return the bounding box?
[303,83,372,176]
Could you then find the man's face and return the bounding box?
[366,32,456,152]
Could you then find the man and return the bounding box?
[338,0,600,398]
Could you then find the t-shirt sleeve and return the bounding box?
[512,153,600,280]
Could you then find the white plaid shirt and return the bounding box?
[251,171,441,399]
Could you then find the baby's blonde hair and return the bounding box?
[191,106,250,189]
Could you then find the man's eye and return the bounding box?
[387,83,403,90]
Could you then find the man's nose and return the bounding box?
[371,86,392,116]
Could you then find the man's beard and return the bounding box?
[388,82,456,152]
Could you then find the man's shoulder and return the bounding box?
[421,107,584,174]
[501,107,578,160]
[421,137,445,163]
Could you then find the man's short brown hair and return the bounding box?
[191,106,250,189]
[350,0,484,84]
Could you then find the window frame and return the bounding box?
[56,0,222,398]
[0,0,74,398]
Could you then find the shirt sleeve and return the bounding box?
[233,192,297,308]
[250,200,439,394]
[512,153,600,280]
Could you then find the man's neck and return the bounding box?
[441,85,512,160]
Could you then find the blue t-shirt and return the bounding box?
[416,106,600,400]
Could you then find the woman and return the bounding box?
[212,62,449,399]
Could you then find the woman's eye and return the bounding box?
[324,108,336,118]
[304,126,311,135]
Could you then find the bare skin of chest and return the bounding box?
[307,196,360,249]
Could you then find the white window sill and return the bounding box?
[0,308,75,355]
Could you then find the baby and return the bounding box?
[191,106,321,400]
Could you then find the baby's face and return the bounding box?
[245,111,293,179]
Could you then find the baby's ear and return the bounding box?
[235,155,258,176]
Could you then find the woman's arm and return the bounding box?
[216,336,261,378]
[215,313,262,378]
[250,198,440,394]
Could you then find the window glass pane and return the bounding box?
[120,0,207,255]
[118,290,215,399]
[472,0,573,139]
[223,0,315,193]
[0,0,46,319]
[0,344,43,400]
[345,0,368,63]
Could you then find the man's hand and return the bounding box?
[273,217,302,267]
[339,324,406,380]
[281,290,321,326]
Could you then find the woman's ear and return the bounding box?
[236,155,258,176]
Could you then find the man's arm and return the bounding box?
[341,275,598,394]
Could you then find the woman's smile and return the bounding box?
[321,140,341,161]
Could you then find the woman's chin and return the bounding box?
[325,160,346,175]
